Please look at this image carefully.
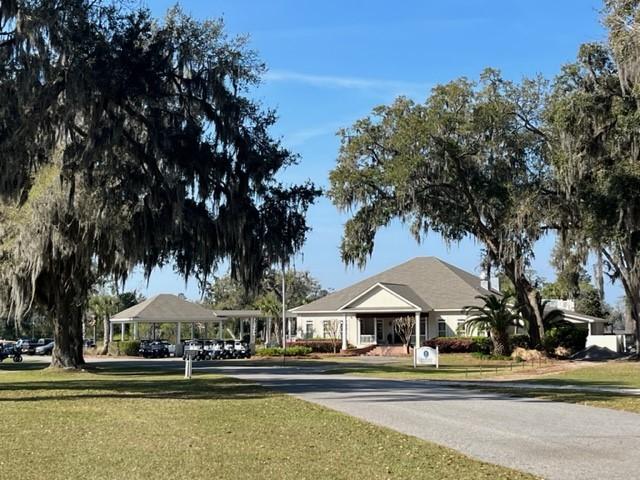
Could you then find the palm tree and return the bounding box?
[463,294,525,356]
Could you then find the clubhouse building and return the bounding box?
[290,257,612,351]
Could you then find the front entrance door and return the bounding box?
[376,319,383,343]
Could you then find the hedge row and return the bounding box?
[423,336,492,354]
[256,346,312,357]
[108,340,140,356]
[286,339,340,353]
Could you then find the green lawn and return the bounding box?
[321,353,556,380]
[527,361,640,389]
[503,361,640,414]
[0,363,536,480]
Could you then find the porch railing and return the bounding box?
[359,334,376,345]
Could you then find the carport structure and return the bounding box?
[109,294,270,353]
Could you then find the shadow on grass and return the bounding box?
[0,362,49,372]
[0,373,270,403]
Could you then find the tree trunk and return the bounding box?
[272,321,281,347]
[265,318,272,345]
[491,330,510,356]
[629,296,640,359]
[51,303,85,369]
[249,318,256,354]
[609,254,640,358]
[504,261,544,345]
[99,315,109,355]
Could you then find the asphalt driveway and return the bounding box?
[215,365,640,480]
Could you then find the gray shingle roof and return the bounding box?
[111,294,215,323]
[291,257,493,313]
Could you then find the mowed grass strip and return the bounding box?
[503,361,640,414]
[527,361,640,389]
[0,366,536,480]
[494,388,640,414]
[323,354,555,380]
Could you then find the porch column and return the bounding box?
[121,323,125,341]
[425,313,429,339]
[219,320,224,339]
[342,314,348,351]
[250,318,257,354]
[109,322,114,342]
[414,311,421,368]
[191,322,195,338]
[133,322,139,340]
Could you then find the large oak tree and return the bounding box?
[546,0,640,354]
[0,1,318,368]
[329,70,555,343]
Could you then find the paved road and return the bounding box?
[213,365,640,480]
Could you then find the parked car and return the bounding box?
[83,338,96,348]
[15,338,38,355]
[139,340,152,358]
[150,341,171,358]
[0,343,22,363]
[35,341,54,355]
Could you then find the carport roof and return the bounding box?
[110,294,216,323]
[110,294,275,323]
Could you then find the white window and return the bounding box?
[438,319,447,337]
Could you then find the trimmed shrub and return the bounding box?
[510,334,531,349]
[541,325,587,354]
[424,336,491,354]
[108,340,140,356]
[256,346,312,357]
[470,336,492,354]
[287,339,340,353]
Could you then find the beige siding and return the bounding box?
[294,313,357,345]
[428,311,481,338]
[347,288,414,309]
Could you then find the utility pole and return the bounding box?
[282,261,287,365]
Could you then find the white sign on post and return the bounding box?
[184,348,198,379]
[415,346,439,368]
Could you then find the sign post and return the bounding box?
[184,345,198,379]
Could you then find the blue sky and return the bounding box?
[126,0,619,304]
